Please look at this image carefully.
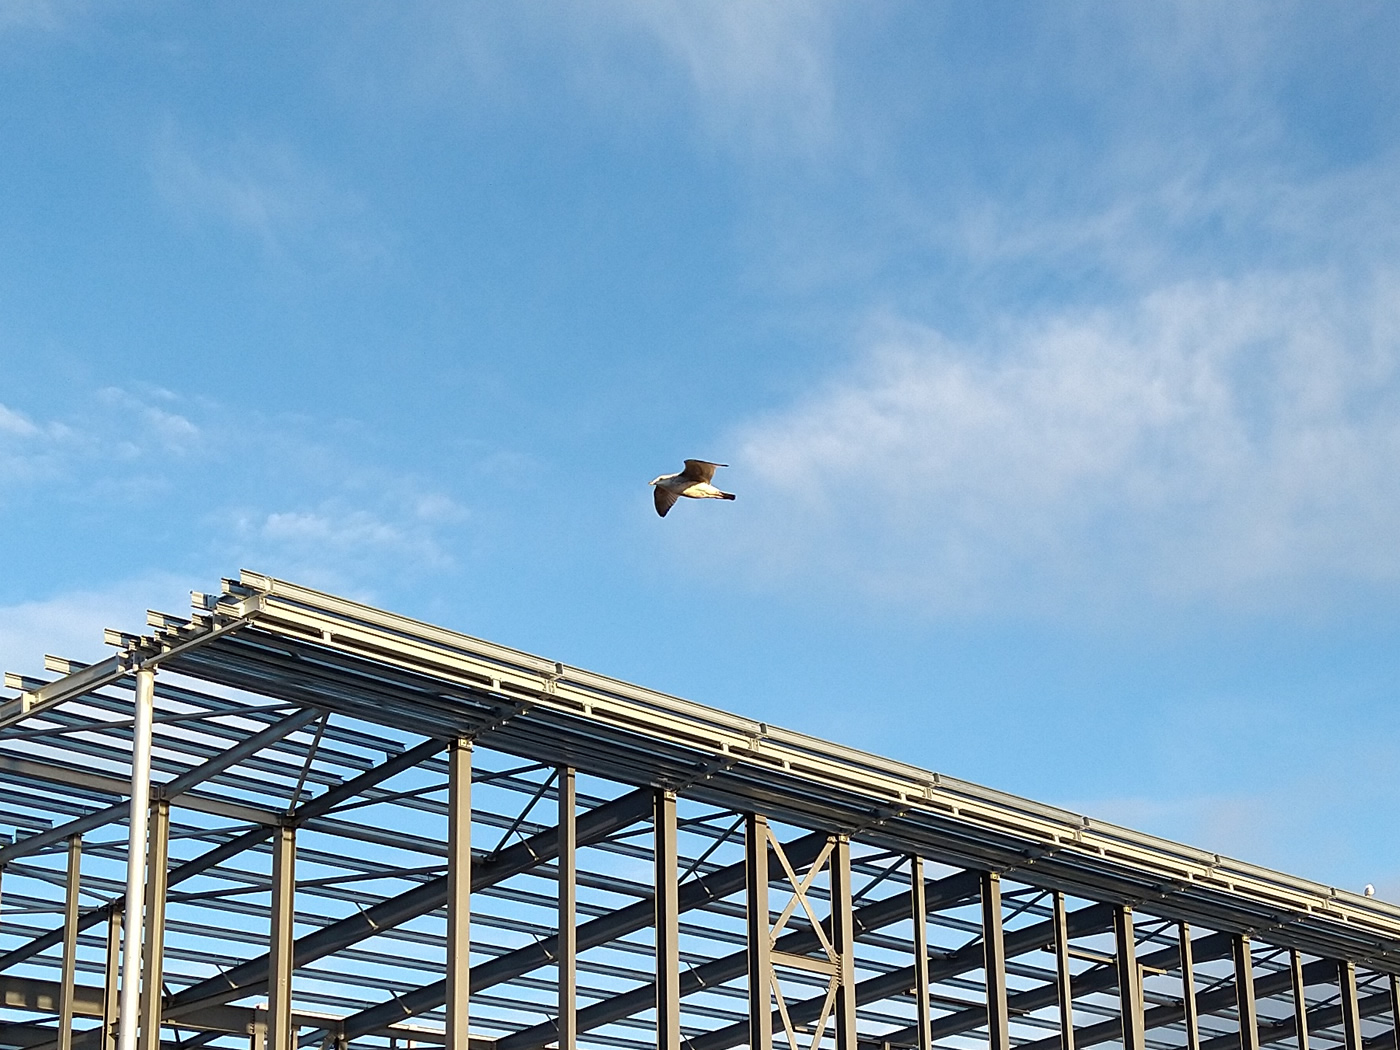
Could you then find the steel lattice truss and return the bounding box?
[1,572,1398,1050]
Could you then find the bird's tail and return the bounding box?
[721,492,736,500]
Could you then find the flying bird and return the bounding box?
[649,459,736,517]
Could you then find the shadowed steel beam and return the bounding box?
[335,828,832,1044]
[1339,961,1361,1050]
[58,836,81,1050]
[1198,980,1396,1050]
[117,667,154,1050]
[1236,935,1260,1050]
[1018,953,1337,1050]
[162,786,654,1021]
[655,790,680,1050]
[0,707,321,866]
[138,801,170,1050]
[1115,906,1145,1050]
[267,825,295,1050]
[1289,951,1309,1050]
[0,737,443,976]
[832,836,857,1050]
[747,814,772,1050]
[103,912,119,1050]
[911,858,931,1050]
[557,767,575,1050]
[1390,975,1399,1050]
[984,872,1010,1050]
[1053,892,1074,1050]
[446,739,471,1050]
[1181,924,1201,1050]
[499,867,982,1050]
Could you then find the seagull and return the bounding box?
[649,459,737,517]
[1364,884,1376,897]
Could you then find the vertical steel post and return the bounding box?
[1114,905,1145,1050]
[58,835,82,1050]
[654,790,680,1050]
[104,909,121,1050]
[911,857,932,1050]
[1179,924,1201,1050]
[1288,950,1309,1050]
[832,836,859,1050]
[1234,935,1259,1050]
[139,799,170,1050]
[1052,891,1075,1050]
[1337,961,1361,1050]
[268,824,296,1050]
[557,767,576,1050]
[117,667,155,1050]
[446,738,472,1050]
[746,813,772,1050]
[1389,973,1399,1050]
[982,872,1011,1050]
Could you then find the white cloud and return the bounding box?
[724,270,1400,616]
[0,403,40,437]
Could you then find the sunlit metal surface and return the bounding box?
[2,571,1398,1050]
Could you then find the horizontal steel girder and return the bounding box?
[331,829,835,1042]
[495,868,985,1050]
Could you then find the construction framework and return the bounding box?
[2,571,1398,1050]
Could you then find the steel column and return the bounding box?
[1234,935,1259,1050]
[1052,891,1075,1050]
[446,738,472,1050]
[654,790,680,1050]
[267,824,296,1050]
[982,871,1010,1050]
[117,666,154,1050]
[831,835,858,1050]
[138,799,169,1050]
[911,857,932,1050]
[1338,961,1361,1050]
[58,835,82,1050]
[1289,950,1309,1050]
[1180,924,1201,1050]
[746,814,772,1050]
[104,910,120,1050]
[1114,905,1145,1050]
[557,767,576,1050]
[1390,973,1399,1050]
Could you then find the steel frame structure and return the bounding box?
[2,571,1398,1050]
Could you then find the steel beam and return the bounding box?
[446,739,472,1050]
[654,790,680,1050]
[1114,905,1145,1050]
[831,836,858,1050]
[1288,950,1309,1050]
[746,814,772,1050]
[1236,935,1260,1050]
[103,911,119,1050]
[267,824,295,1050]
[1197,979,1395,1050]
[1389,974,1399,1050]
[1181,924,1201,1050]
[910,857,931,1050]
[983,871,1010,1050]
[138,801,169,1050]
[557,767,575,1050]
[117,667,154,1050]
[1339,961,1362,1050]
[161,786,653,1021]
[58,836,81,1050]
[1052,891,1075,1050]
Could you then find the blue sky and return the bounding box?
[2,2,1399,897]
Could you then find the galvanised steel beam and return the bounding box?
[1340,961,1362,1050]
[910,858,932,1050]
[497,868,982,1050]
[1289,950,1309,1050]
[1182,924,1202,1050]
[654,791,680,1050]
[0,738,445,975]
[327,829,833,1044]
[557,766,576,1050]
[1236,935,1260,1050]
[267,824,296,1050]
[1015,954,1338,1050]
[57,836,80,1050]
[117,666,154,1050]
[159,786,654,1022]
[984,872,1011,1050]
[138,799,171,1050]
[857,902,1144,1050]
[747,814,773,1050]
[1116,905,1146,1050]
[1052,891,1075,1050]
[445,739,472,1050]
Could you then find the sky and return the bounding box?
[2,2,1399,900]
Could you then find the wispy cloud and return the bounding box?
[722,269,1400,617]
[150,121,389,269]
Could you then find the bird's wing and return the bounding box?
[682,459,727,483]
[654,486,680,517]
